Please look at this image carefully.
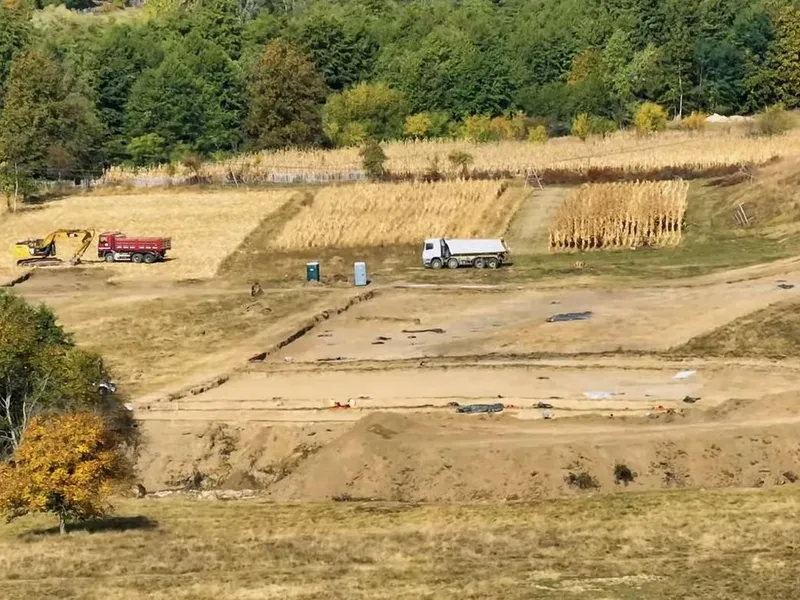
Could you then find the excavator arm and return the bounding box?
[69,230,95,265]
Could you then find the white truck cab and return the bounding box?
[422,238,508,269]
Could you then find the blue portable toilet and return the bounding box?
[354,262,368,286]
[306,262,320,282]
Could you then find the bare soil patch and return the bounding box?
[259,275,798,362]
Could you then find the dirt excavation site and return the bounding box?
[112,260,800,501]
[9,172,800,504]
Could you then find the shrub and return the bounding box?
[489,112,527,141]
[588,116,616,137]
[333,121,369,147]
[682,111,707,133]
[405,112,458,140]
[634,102,668,135]
[427,111,451,138]
[126,133,166,166]
[566,471,599,490]
[490,116,511,140]
[182,152,205,181]
[359,140,387,180]
[571,113,591,141]
[614,463,636,485]
[404,112,432,139]
[323,82,408,145]
[460,114,494,142]
[751,104,793,137]
[527,125,549,144]
[448,151,474,178]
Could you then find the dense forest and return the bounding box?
[1,0,800,182]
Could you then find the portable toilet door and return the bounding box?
[306,262,320,282]
[354,262,368,286]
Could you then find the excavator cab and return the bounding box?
[14,238,53,256]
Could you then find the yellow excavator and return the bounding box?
[13,229,95,267]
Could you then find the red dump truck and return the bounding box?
[97,232,171,264]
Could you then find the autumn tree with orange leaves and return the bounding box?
[0,413,131,535]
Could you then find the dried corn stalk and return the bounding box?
[93,129,800,186]
[270,180,511,249]
[548,180,689,251]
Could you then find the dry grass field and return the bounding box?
[269,181,515,250]
[677,297,800,359]
[65,290,321,396]
[549,180,689,251]
[0,190,293,280]
[96,128,800,185]
[13,269,356,397]
[716,156,800,235]
[1,489,799,599]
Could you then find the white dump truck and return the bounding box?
[422,238,509,269]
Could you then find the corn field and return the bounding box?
[93,128,800,187]
[270,180,514,250]
[548,180,689,251]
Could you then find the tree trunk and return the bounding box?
[58,513,66,535]
[12,164,19,214]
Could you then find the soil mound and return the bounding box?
[268,412,433,501]
[137,394,800,501]
[267,404,800,501]
[135,421,342,491]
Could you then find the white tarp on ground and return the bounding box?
[673,370,697,380]
[584,391,614,400]
[444,239,506,255]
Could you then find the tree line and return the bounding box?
[2,0,800,184]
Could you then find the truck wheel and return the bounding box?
[446,257,459,269]
[487,257,499,269]
[473,257,485,269]
[104,253,115,263]
[430,258,443,269]
[131,253,144,264]
[143,253,156,264]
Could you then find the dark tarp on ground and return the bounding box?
[456,403,504,414]
[546,311,593,323]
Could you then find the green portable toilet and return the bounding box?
[306,262,320,282]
